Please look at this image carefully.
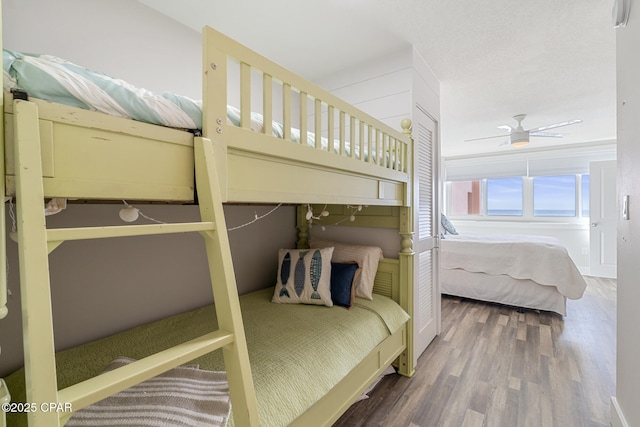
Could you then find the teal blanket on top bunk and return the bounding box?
[5,287,409,427]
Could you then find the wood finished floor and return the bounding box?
[334,276,616,427]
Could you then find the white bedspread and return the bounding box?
[440,233,586,300]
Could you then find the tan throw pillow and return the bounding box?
[310,239,383,300]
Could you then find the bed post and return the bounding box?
[13,99,60,426]
[397,119,415,377]
[201,27,262,426]
[398,208,415,376]
[202,27,230,203]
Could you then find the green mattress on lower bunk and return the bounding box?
[5,287,409,427]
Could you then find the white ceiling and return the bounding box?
[139,0,617,158]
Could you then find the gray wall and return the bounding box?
[0,0,297,376]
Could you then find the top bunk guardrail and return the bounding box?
[201,26,413,178]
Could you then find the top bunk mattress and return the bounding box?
[4,286,409,427]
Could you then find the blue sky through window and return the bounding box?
[533,175,576,216]
[487,177,523,215]
[448,174,590,218]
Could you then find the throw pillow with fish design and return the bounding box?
[272,247,334,307]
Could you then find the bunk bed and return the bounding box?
[0,19,416,427]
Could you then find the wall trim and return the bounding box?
[451,219,589,230]
[611,397,629,427]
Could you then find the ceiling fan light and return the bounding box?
[510,130,530,147]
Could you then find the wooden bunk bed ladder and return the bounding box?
[10,99,260,426]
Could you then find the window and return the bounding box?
[486,177,523,216]
[445,174,591,220]
[449,180,481,216]
[533,175,576,217]
[444,146,614,220]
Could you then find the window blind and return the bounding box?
[444,143,616,181]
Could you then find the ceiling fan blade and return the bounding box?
[497,125,513,131]
[528,119,582,133]
[465,134,511,142]
[498,137,511,146]
[530,131,566,138]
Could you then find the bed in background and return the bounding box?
[0,14,417,427]
[440,222,587,316]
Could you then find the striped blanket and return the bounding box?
[66,357,231,427]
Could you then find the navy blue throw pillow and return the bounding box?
[330,262,360,308]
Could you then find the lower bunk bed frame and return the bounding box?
[0,24,417,427]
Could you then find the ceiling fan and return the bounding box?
[465,114,583,147]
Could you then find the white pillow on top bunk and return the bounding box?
[272,247,334,307]
[309,239,383,300]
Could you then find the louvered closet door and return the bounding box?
[413,105,440,365]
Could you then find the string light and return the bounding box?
[305,204,329,221]
[306,204,365,230]
[119,201,165,224]
[119,204,140,222]
[119,200,283,231]
[227,204,283,231]
[8,197,359,234]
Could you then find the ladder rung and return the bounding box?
[47,222,216,242]
[58,329,235,412]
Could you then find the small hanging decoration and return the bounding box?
[306,204,365,230]
[118,201,165,224]
[306,204,330,223]
[119,205,140,222]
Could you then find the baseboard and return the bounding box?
[611,397,629,427]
